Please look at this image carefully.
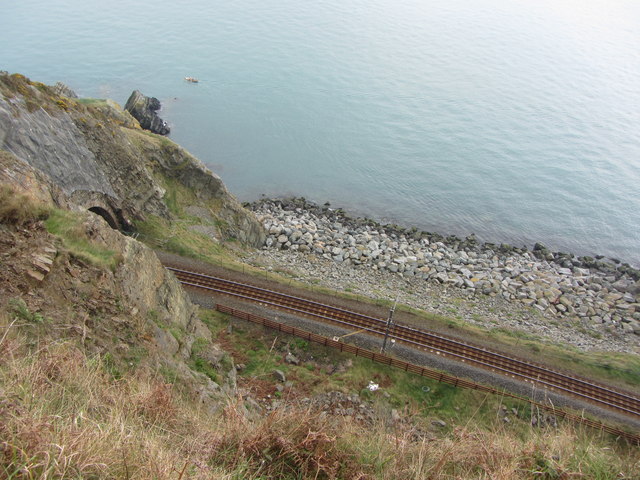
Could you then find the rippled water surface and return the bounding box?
[2,0,639,264]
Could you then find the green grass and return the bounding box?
[198,308,230,335]
[135,214,223,257]
[160,176,186,217]
[327,356,507,427]
[101,352,123,380]
[214,309,535,429]
[136,128,175,148]
[190,356,220,383]
[488,326,640,390]
[561,349,640,388]
[124,345,149,368]
[188,338,220,383]
[45,209,120,270]
[244,346,284,378]
[8,298,46,324]
[291,338,309,351]
[169,326,185,343]
[76,98,108,106]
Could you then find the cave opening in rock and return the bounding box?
[88,206,119,230]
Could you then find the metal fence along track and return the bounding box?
[215,303,640,445]
[166,266,640,422]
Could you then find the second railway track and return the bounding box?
[167,266,640,419]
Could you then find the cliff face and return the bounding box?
[0,73,264,246]
[0,161,236,409]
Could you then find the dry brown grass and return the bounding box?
[0,184,50,226]
[199,400,369,479]
[338,420,640,480]
[1,309,638,480]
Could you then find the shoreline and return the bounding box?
[248,196,640,280]
[247,197,640,350]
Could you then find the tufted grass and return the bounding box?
[76,97,108,106]
[1,302,639,480]
[0,182,50,226]
[44,209,121,270]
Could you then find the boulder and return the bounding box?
[284,352,300,365]
[124,90,170,135]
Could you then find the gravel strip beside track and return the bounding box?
[156,251,640,432]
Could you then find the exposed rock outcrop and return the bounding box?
[52,81,78,98]
[0,150,68,208]
[0,93,116,197]
[0,176,236,410]
[124,90,170,135]
[0,72,264,246]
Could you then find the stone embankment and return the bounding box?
[249,198,640,340]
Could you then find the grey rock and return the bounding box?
[251,198,640,342]
[124,90,170,135]
[53,81,78,98]
[391,409,401,423]
[285,352,300,365]
[435,272,449,283]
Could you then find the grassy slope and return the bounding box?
[134,200,640,393]
[44,209,121,270]
[1,185,638,478]
[2,304,639,479]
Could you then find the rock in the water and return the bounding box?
[124,90,170,135]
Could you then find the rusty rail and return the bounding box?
[216,303,640,445]
[167,266,640,419]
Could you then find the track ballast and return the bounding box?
[167,266,640,420]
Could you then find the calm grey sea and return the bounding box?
[2,0,639,265]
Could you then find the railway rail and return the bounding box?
[167,266,640,420]
[216,303,640,445]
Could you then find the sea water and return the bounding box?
[1,0,639,265]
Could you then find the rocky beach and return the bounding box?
[248,198,640,353]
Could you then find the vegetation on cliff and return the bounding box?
[3,312,638,479]
[0,74,638,478]
[0,72,265,247]
[0,184,638,478]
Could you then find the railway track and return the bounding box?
[216,303,640,445]
[167,266,640,419]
